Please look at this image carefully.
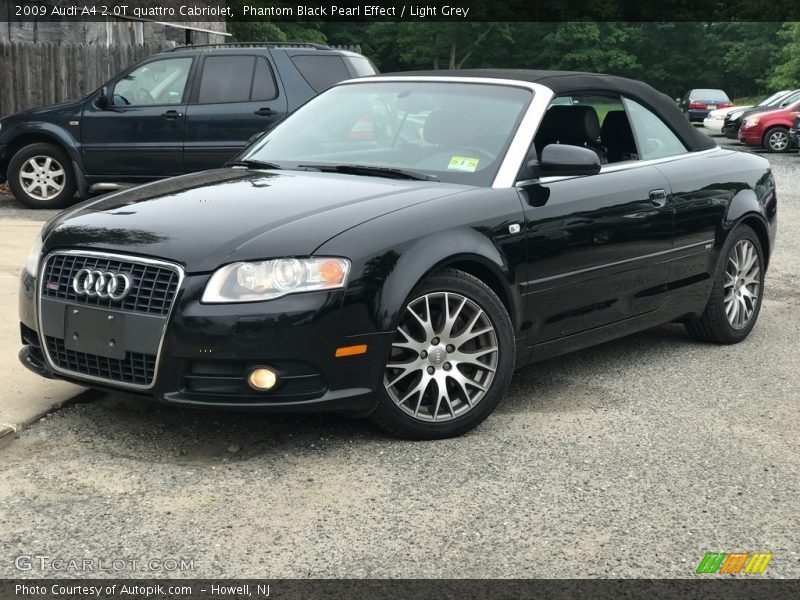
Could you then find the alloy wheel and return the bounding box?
[767,130,789,152]
[18,155,66,201]
[384,291,499,422]
[724,239,761,329]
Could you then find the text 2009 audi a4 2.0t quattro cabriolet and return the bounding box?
[19,70,777,439]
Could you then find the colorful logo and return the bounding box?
[696,552,773,574]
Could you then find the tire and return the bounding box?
[763,127,790,153]
[7,143,76,209]
[685,225,765,344]
[368,269,515,440]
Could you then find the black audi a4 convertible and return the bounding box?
[19,70,777,439]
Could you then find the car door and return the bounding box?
[519,97,675,343]
[183,54,288,172]
[81,56,194,180]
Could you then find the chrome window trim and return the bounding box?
[335,76,555,189]
[37,250,185,391]
[520,147,723,186]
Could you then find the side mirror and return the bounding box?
[539,144,601,177]
[97,86,110,109]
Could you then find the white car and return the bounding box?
[704,105,752,134]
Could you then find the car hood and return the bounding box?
[44,168,470,272]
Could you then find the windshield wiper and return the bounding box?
[298,164,438,182]
[227,159,283,170]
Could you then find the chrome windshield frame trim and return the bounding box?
[37,249,185,391]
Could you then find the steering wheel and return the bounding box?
[112,94,130,106]
[132,87,155,104]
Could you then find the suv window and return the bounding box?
[291,55,352,92]
[623,98,687,160]
[198,56,256,104]
[251,57,278,101]
[113,57,192,106]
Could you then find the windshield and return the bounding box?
[241,81,534,186]
[759,91,788,106]
[778,90,800,106]
[691,89,729,101]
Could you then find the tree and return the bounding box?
[536,22,639,76]
[769,23,800,89]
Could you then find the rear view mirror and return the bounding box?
[539,144,601,177]
[97,86,110,110]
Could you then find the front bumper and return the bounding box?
[790,128,800,147]
[738,127,762,146]
[19,268,392,414]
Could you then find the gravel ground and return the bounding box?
[0,136,798,579]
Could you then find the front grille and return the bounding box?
[42,254,179,316]
[45,336,156,386]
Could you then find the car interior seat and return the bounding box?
[533,105,607,164]
[600,110,639,162]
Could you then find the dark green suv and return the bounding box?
[0,43,377,208]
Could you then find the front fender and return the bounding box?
[378,229,518,332]
[1,121,82,165]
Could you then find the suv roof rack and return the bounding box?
[168,42,332,52]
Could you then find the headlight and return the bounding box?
[743,117,760,127]
[202,257,351,303]
[24,232,44,277]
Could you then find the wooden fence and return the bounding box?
[0,41,172,117]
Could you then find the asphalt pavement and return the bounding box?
[0,136,798,578]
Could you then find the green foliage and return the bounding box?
[538,22,638,75]
[227,16,800,99]
[769,23,800,89]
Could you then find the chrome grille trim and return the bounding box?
[42,254,179,315]
[37,250,185,390]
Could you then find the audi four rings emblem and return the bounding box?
[72,268,132,301]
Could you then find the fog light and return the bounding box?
[247,367,278,391]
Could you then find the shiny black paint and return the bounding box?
[518,165,673,342]
[18,149,777,413]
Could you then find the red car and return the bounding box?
[738,99,800,152]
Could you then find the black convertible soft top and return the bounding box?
[384,69,717,153]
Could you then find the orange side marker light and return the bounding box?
[335,344,368,358]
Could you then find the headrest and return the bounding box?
[600,110,634,142]
[536,105,602,146]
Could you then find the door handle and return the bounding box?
[649,189,668,207]
[254,107,274,117]
[161,110,183,119]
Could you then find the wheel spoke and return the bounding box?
[49,168,64,178]
[408,300,435,341]
[442,293,467,339]
[19,171,35,181]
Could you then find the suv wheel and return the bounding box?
[8,143,76,209]
[763,127,790,153]
[368,269,515,439]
